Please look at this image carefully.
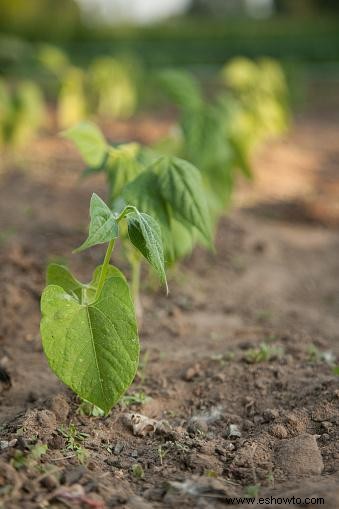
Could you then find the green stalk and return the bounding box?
[131,257,141,308]
[94,239,115,301]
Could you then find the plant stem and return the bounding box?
[95,239,115,301]
[131,257,142,319]
[131,257,141,302]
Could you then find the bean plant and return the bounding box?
[64,122,213,312]
[38,45,138,128]
[156,58,289,218]
[0,78,45,149]
[40,193,167,413]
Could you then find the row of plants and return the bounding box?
[40,57,290,415]
[38,45,140,128]
[0,50,289,151]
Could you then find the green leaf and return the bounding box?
[157,69,202,110]
[75,193,119,252]
[127,211,167,291]
[157,157,213,246]
[40,267,139,414]
[105,144,143,203]
[122,169,171,233]
[47,263,84,301]
[63,122,108,167]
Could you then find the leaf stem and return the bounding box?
[131,256,142,320]
[95,239,115,301]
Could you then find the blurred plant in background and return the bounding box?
[221,57,290,156]
[37,44,139,128]
[0,78,45,149]
[155,57,289,223]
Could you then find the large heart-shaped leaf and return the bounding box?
[63,122,108,168]
[127,211,167,291]
[47,263,121,304]
[47,263,84,301]
[75,193,119,252]
[157,157,213,246]
[40,267,139,413]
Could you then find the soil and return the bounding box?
[0,85,339,508]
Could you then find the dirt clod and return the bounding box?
[275,434,324,477]
[49,394,70,422]
[270,424,288,439]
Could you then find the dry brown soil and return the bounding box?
[0,90,339,508]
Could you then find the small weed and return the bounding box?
[244,484,260,498]
[307,344,336,365]
[245,342,283,363]
[120,391,151,407]
[255,309,273,322]
[205,469,218,478]
[11,443,48,470]
[131,463,144,479]
[157,445,169,466]
[137,350,150,385]
[59,423,88,451]
[267,471,274,487]
[77,400,105,417]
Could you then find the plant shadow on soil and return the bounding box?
[0,108,339,508]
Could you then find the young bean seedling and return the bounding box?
[64,122,213,312]
[40,193,166,413]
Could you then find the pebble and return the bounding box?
[0,439,17,450]
[114,441,124,454]
[227,424,241,438]
[275,434,324,476]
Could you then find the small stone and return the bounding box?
[122,413,156,437]
[114,441,124,454]
[270,424,288,439]
[275,434,324,476]
[0,439,17,450]
[227,424,241,439]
